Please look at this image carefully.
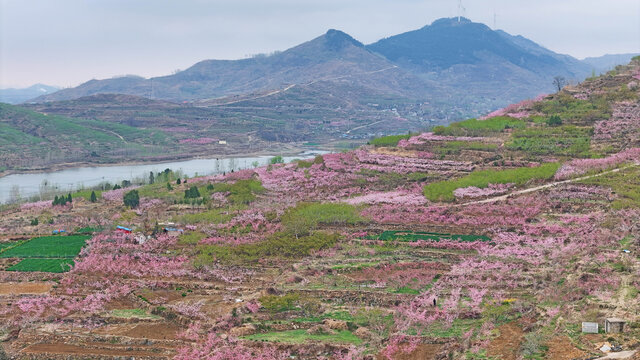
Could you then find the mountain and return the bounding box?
[33,19,591,108]
[367,17,591,99]
[583,53,640,74]
[33,30,427,103]
[0,84,59,104]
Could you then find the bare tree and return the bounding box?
[553,76,567,92]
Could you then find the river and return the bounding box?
[0,151,327,204]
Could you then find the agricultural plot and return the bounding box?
[244,329,362,345]
[366,230,490,243]
[0,235,89,258]
[7,258,74,273]
[1,235,89,273]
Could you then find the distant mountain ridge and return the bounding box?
[33,29,413,103]
[0,84,59,104]
[583,53,640,74]
[32,18,593,105]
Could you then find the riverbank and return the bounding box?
[0,149,330,204]
[0,143,326,179]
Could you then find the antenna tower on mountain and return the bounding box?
[457,0,466,22]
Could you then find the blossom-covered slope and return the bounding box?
[1,58,639,359]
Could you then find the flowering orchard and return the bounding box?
[2,60,640,359]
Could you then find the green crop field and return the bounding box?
[7,258,75,273]
[366,230,491,243]
[0,235,90,259]
[244,329,362,345]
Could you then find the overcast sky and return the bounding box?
[1,0,639,88]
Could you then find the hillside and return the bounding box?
[1,58,638,359]
[0,102,177,170]
[29,19,595,126]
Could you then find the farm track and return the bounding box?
[199,65,399,107]
[457,162,640,206]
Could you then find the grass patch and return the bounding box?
[423,163,560,202]
[175,207,239,225]
[433,116,525,137]
[212,179,265,205]
[532,93,610,124]
[423,318,482,338]
[244,329,361,345]
[369,133,415,147]
[110,309,162,320]
[7,258,74,273]
[282,202,365,236]
[75,226,102,234]
[196,231,340,264]
[367,230,490,243]
[72,189,103,202]
[179,231,207,245]
[506,126,593,157]
[0,235,90,258]
[578,165,640,209]
[434,141,499,155]
[291,311,355,324]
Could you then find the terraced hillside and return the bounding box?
[0,59,639,359]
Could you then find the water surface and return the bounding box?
[0,151,326,204]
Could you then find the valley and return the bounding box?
[3,18,620,174]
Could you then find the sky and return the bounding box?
[1,0,639,88]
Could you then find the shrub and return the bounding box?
[30,218,38,226]
[90,191,97,203]
[270,155,284,164]
[184,186,201,199]
[547,115,562,126]
[123,190,140,208]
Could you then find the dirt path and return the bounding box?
[21,343,170,358]
[203,65,398,107]
[456,163,639,207]
[87,126,126,142]
[487,322,524,360]
[595,351,637,359]
[212,84,298,106]
[346,120,387,134]
[0,282,51,295]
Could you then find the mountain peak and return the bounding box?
[323,29,364,50]
[429,17,473,27]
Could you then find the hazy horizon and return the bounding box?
[1,0,639,88]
